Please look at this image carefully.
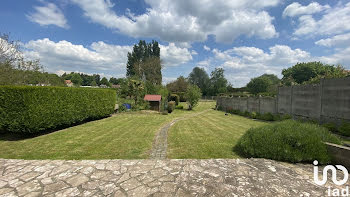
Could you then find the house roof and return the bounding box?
[65,80,72,84]
[144,95,162,101]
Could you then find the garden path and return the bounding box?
[149,109,212,159]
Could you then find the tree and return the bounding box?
[126,40,162,84]
[100,77,110,87]
[91,81,97,86]
[185,85,202,110]
[126,79,145,105]
[246,77,272,95]
[0,33,21,63]
[109,77,118,85]
[134,57,162,85]
[209,68,228,96]
[246,74,280,95]
[188,67,209,96]
[93,74,101,85]
[282,62,347,85]
[71,73,82,86]
[166,76,189,93]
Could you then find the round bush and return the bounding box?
[234,120,341,164]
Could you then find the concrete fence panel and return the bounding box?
[260,97,277,114]
[321,77,350,122]
[247,97,259,113]
[277,86,292,114]
[292,84,321,120]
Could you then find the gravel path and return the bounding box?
[149,109,212,159]
[0,158,343,197]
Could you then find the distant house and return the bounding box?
[65,80,73,87]
[144,95,162,112]
[111,84,121,89]
[99,84,108,88]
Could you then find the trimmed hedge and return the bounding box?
[169,94,180,106]
[0,86,116,133]
[234,120,341,164]
[167,101,175,113]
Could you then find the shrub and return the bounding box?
[168,101,175,113]
[173,92,186,102]
[273,114,282,121]
[250,112,257,119]
[169,94,180,106]
[185,85,202,110]
[175,105,184,109]
[339,121,350,137]
[257,112,274,121]
[0,86,116,133]
[322,122,337,133]
[162,110,168,115]
[281,114,292,120]
[235,120,341,164]
[243,111,250,117]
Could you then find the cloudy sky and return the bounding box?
[1,0,350,87]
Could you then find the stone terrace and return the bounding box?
[0,158,344,197]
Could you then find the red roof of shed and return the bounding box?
[144,95,161,101]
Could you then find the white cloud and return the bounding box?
[23,38,192,78]
[319,47,350,67]
[315,33,350,47]
[71,0,279,43]
[293,2,350,36]
[203,45,210,51]
[24,38,131,74]
[191,50,198,55]
[283,2,329,18]
[159,43,193,67]
[27,2,68,28]
[212,45,311,87]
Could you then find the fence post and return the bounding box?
[319,78,324,123]
[290,85,294,117]
[258,95,261,114]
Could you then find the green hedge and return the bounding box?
[234,120,341,164]
[0,86,116,133]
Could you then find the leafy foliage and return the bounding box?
[246,74,280,95]
[166,76,189,93]
[339,121,350,137]
[282,62,348,85]
[167,101,175,113]
[126,40,162,85]
[188,67,210,96]
[169,94,180,106]
[208,68,228,96]
[185,85,202,110]
[0,86,116,133]
[235,120,341,164]
[100,77,110,87]
[0,61,64,86]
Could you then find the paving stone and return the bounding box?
[66,174,89,187]
[54,187,80,197]
[43,181,69,195]
[0,158,343,196]
[16,180,41,196]
[0,188,14,196]
[120,178,142,191]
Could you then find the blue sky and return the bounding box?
[1,0,350,87]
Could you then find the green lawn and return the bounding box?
[167,110,268,159]
[0,101,215,160]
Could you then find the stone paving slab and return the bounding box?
[0,158,345,196]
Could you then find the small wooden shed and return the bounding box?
[144,95,162,112]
